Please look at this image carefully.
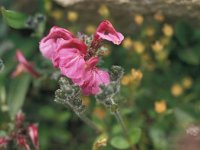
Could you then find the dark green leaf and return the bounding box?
[175,21,191,46]
[178,50,199,65]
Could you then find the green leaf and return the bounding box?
[110,136,130,149]
[129,128,142,145]
[175,21,191,46]
[8,74,31,118]
[178,50,199,65]
[1,7,29,29]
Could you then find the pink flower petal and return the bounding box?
[12,50,40,78]
[28,124,39,150]
[94,20,124,45]
[39,26,74,59]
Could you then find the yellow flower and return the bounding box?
[134,14,144,25]
[67,11,78,22]
[151,41,164,53]
[155,100,167,113]
[98,5,110,18]
[93,107,106,119]
[171,83,183,97]
[51,10,63,20]
[145,26,155,37]
[131,69,143,82]
[182,77,193,89]
[160,37,170,46]
[154,11,165,22]
[85,25,96,34]
[122,37,133,49]
[155,51,168,61]
[162,24,174,37]
[133,41,145,54]
[82,96,90,106]
[121,75,131,85]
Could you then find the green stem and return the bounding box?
[113,110,128,137]
[77,113,102,134]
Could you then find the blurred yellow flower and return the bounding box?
[162,24,174,37]
[154,11,165,22]
[51,10,63,20]
[85,25,96,34]
[93,107,106,119]
[151,41,164,53]
[131,69,143,82]
[155,100,167,113]
[122,37,133,49]
[121,75,132,85]
[182,77,193,89]
[82,96,90,106]
[98,5,110,18]
[171,83,183,97]
[67,11,78,22]
[145,26,155,37]
[134,14,144,25]
[160,37,170,46]
[155,51,168,61]
[133,41,145,54]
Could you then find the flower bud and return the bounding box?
[17,136,30,150]
[27,124,39,150]
[0,137,9,149]
[15,111,25,127]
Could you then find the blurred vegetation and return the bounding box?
[1,0,200,150]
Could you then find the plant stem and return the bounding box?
[77,113,102,134]
[110,99,138,150]
[112,109,129,139]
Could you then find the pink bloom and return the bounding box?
[58,39,87,80]
[11,50,40,78]
[28,124,39,150]
[17,136,30,150]
[94,20,124,45]
[39,26,74,60]
[15,111,25,127]
[74,57,110,95]
[0,137,9,149]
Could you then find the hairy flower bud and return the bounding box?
[27,124,39,150]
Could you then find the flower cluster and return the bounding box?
[0,111,39,150]
[39,20,124,95]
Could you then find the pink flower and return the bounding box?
[27,124,39,150]
[15,111,25,127]
[11,50,40,78]
[39,26,74,60]
[17,136,30,150]
[73,57,110,95]
[94,20,124,45]
[0,137,9,149]
[57,39,87,80]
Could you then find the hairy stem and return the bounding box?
[77,113,102,134]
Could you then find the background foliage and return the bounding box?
[1,0,200,150]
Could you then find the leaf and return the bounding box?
[8,74,31,118]
[175,21,191,46]
[110,136,130,149]
[178,50,199,65]
[129,128,142,145]
[1,7,29,29]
